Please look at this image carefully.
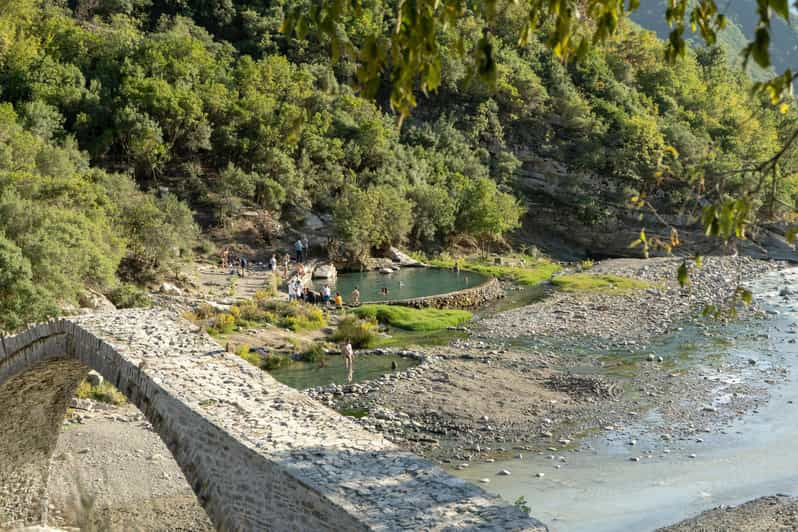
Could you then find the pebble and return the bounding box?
[497,469,512,476]
[536,472,545,478]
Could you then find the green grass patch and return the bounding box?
[428,256,561,285]
[354,304,472,331]
[75,380,126,405]
[552,273,651,293]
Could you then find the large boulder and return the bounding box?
[86,370,104,387]
[389,247,424,267]
[313,263,337,279]
[79,289,117,312]
[158,282,183,296]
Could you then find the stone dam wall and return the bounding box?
[386,277,504,309]
[0,309,544,531]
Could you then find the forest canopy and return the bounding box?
[0,0,797,329]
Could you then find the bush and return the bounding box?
[332,316,377,348]
[276,302,326,331]
[195,303,216,319]
[108,283,152,309]
[235,344,263,367]
[213,313,236,334]
[261,353,293,371]
[354,305,472,331]
[299,344,326,363]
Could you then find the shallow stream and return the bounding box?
[454,268,798,531]
[269,354,418,389]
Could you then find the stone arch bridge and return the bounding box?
[0,309,543,531]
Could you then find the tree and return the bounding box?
[286,0,797,121]
[457,177,525,254]
[0,234,57,332]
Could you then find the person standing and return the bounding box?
[239,255,248,277]
[322,284,331,305]
[294,239,304,263]
[343,340,354,384]
[283,254,290,277]
[351,286,360,306]
[334,291,343,309]
[302,235,310,259]
[270,253,277,272]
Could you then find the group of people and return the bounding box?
[286,280,358,309]
[220,247,249,276]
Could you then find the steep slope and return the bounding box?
[631,0,798,79]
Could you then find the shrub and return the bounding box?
[213,313,236,334]
[261,353,293,370]
[107,283,152,309]
[195,303,216,319]
[229,305,241,321]
[332,316,377,348]
[354,305,472,331]
[235,344,263,367]
[299,344,326,363]
[277,303,326,331]
[580,259,595,270]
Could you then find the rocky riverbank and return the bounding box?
[477,256,777,345]
[657,494,798,531]
[316,257,788,465]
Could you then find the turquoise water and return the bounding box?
[269,354,418,389]
[313,268,489,303]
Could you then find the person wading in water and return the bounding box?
[342,340,354,384]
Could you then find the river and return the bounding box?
[454,268,798,531]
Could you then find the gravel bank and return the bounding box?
[657,495,798,531]
[318,257,786,464]
[477,256,777,344]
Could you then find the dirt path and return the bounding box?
[47,405,211,532]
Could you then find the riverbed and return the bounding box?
[454,267,798,531]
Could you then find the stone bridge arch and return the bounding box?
[0,309,543,531]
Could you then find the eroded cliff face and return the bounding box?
[514,157,798,262]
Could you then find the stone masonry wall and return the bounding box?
[0,310,544,532]
[387,277,504,309]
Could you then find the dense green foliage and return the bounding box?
[632,0,798,77]
[0,101,196,331]
[3,0,798,329]
[354,305,473,331]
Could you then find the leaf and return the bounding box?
[740,288,752,305]
[677,261,689,287]
[694,254,703,268]
[771,0,790,19]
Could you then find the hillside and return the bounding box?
[631,0,798,79]
[1,1,797,330]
